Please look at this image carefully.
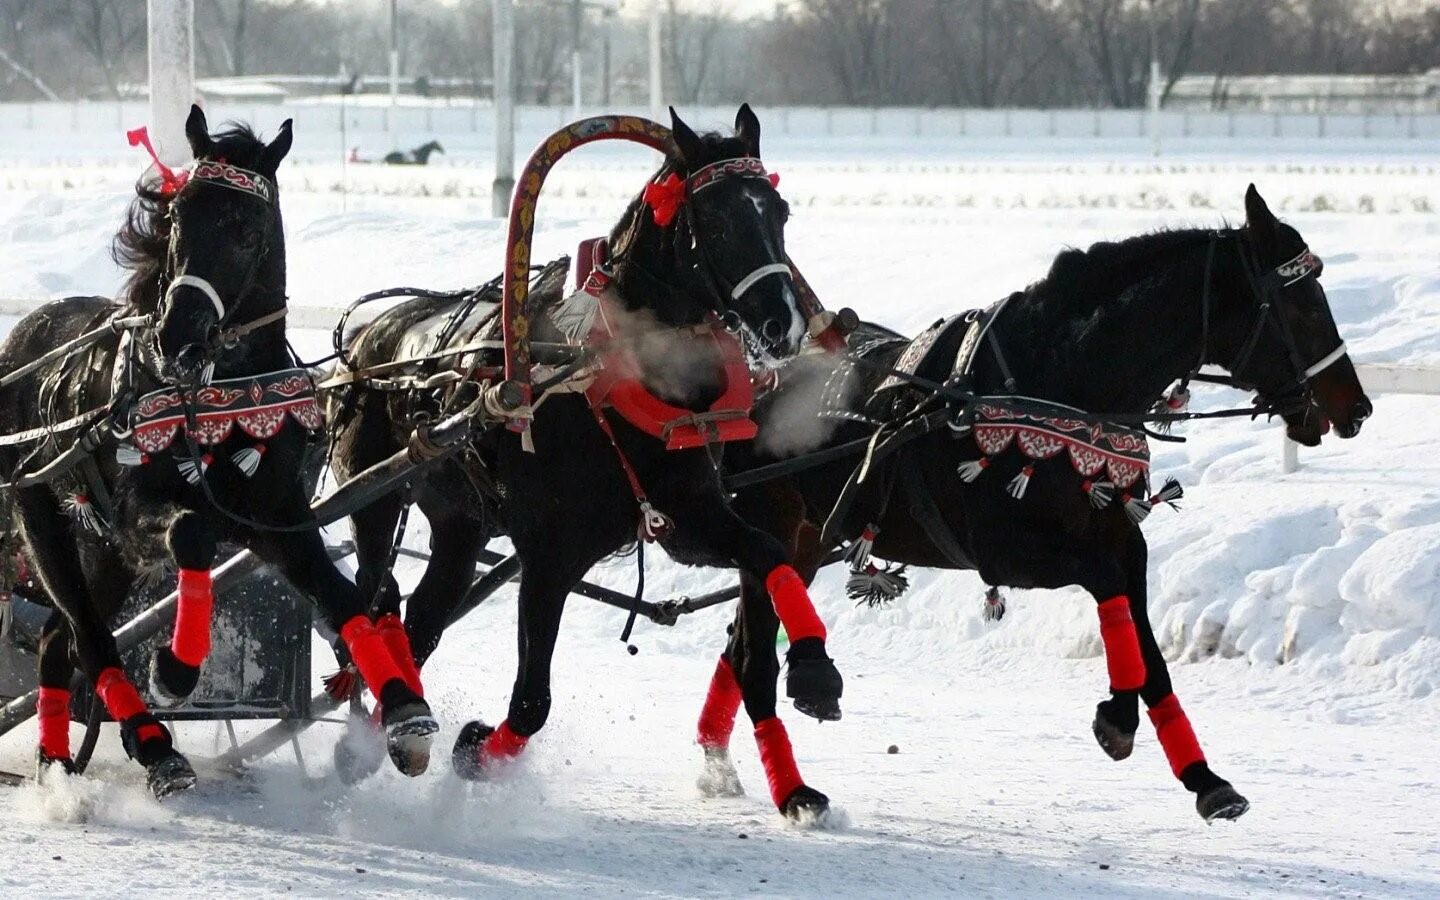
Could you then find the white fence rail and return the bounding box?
[3,102,1440,146]
[2,296,1429,475]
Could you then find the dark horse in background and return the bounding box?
[332,106,844,818]
[0,107,436,798]
[383,140,444,166]
[694,186,1371,822]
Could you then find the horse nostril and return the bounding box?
[761,319,785,345]
[1354,397,1374,421]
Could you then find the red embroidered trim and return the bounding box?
[129,368,322,454]
[641,157,777,226]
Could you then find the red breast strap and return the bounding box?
[171,567,214,667]
[697,655,743,749]
[1096,595,1146,691]
[766,565,826,642]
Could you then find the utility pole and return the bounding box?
[148,0,195,167]
[570,0,583,119]
[648,0,663,121]
[493,0,516,218]
[389,0,400,151]
[1147,0,1162,156]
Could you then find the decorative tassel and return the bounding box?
[70,494,106,535]
[844,525,879,570]
[177,453,214,485]
[1151,385,1190,434]
[982,585,1007,622]
[1123,492,1153,524]
[637,501,674,542]
[956,457,989,482]
[323,664,360,701]
[847,563,909,607]
[1083,479,1115,509]
[1007,464,1035,499]
[232,444,265,478]
[1150,477,1184,509]
[115,443,148,466]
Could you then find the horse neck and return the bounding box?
[992,237,1242,414]
[214,242,291,377]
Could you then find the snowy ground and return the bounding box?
[0,119,1438,896]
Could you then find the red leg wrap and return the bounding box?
[754,716,804,808]
[483,720,529,760]
[1096,595,1146,691]
[765,565,826,642]
[1148,693,1206,779]
[339,615,407,697]
[96,667,147,721]
[696,655,742,749]
[375,613,423,696]
[171,568,214,667]
[36,687,71,760]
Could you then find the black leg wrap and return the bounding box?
[451,720,495,782]
[785,637,843,722]
[149,645,201,706]
[780,784,831,821]
[119,712,172,764]
[1093,692,1140,761]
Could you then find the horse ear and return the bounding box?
[668,106,707,172]
[185,104,212,158]
[260,119,294,174]
[1244,183,1278,247]
[735,103,761,157]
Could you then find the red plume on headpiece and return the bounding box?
[642,173,686,227]
[126,126,189,195]
[767,172,780,189]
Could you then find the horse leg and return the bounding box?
[35,611,76,774]
[146,509,217,706]
[399,502,487,670]
[17,489,194,797]
[248,499,436,777]
[1123,529,1250,822]
[452,548,595,778]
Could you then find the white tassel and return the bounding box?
[637,501,674,542]
[71,495,106,535]
[177,453,213,485]
[232,444,265,478]
[1084,479,1115,509]
[115,443,147,466]
[846,563,909,607]
[982,585,1006,622]
[1124,493,1153,524]
[1006,464,1034,499]
[956,457,989,482]
[1150,477,1184,508]
[844,525,879,570]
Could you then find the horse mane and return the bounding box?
[111,122,271,315]
[1017,226,1232,322]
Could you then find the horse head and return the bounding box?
[1212,185,1372,446]
[153,104,292,383]
[611,104,805,363]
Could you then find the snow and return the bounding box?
[1,121,1439,896]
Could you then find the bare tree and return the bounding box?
[664,0,727,104]
[67,0,146,99]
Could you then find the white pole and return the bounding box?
[1147,0,1162,157]
[389,0,400,151]
[147,0,195,167]
[492,0,516,218]
[570,0,583,120]
[648,0,663,121]
[1281,432,1299,474]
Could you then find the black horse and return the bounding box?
[694,186,1372,822]
[332,106,843,818]
[383,140,444,166]
[0,106,436,798]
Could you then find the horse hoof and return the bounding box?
[786,648,843,722]
[780,785,831,821]
[696,748,744,798]
[1092,713,1135,761]
[384,703,438,777]
[334,716,386,785]
[147,752,197,800]
[452,720,495,781]
[148,646,200,709]
[36,751,77,778]
[1197,784,1250,822]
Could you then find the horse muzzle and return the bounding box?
[1332,395,1373,439]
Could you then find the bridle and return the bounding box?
[621,157,796,353]
[1174,232,1340,419]
[153,160,286,382]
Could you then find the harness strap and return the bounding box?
[167,275,225,319]
[1304,341,1348,379]
[730,263,792,301]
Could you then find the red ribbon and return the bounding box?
[126,125,189,195]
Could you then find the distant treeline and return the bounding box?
[2,0,1439,107]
